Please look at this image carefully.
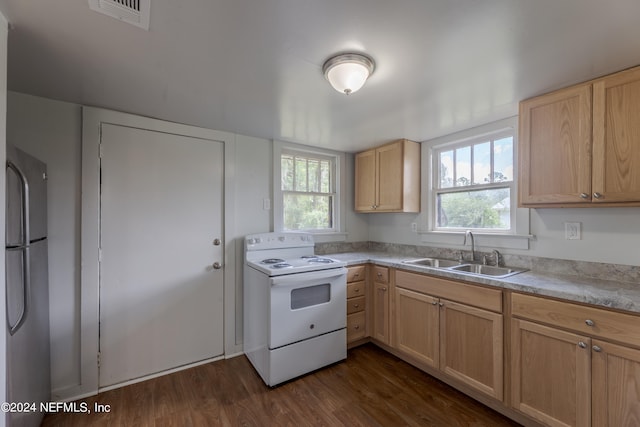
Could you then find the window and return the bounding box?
[434,132,514,231]
[280,149,337,232]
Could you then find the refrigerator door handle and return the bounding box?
[6,161,31,336]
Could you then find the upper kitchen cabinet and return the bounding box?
[592,67,640,203]
[355,139,420,213]
[519,65,640,207]
[518,84,592,205]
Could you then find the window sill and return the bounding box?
[418,230,534,250]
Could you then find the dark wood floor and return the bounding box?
[42,343,521,426]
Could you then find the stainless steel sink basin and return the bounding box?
[448,263,526,278]
[402,258,461,268]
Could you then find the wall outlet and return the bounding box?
[565,222,581,240]
[411,222,417,232]
[263,198,271,210]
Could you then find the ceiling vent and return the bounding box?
[88,0,150,30]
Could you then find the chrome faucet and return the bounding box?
[483,249,501,266]
[463,230,475,262]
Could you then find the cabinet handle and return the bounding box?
[354,304,359,308]
[579,193,589,199]
[377,272,382,277]
[578,341,587,349]
[354,273,360,277]
[381,287,387,291]
[592,345,602,353]
[438,302,444,307]
[593,192,603,199]
[354,325,360,330]
[354,288,360,293]
[585,319,595,327]
[432,301,438,306]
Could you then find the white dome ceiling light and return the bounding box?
[322,53,375,95]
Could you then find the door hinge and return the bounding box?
[99,143,104,159]
[99,248,103,262]
[97,351,101,368]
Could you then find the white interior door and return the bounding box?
[98,124,224,388]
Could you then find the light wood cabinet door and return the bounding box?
[354,139,420,213]
[372,282,390,344]
[354,149,377,211]
[394,287,439,368]
[440,300,503,401]
[511,318,591,427]
[592,67,640,203]
[592,339,640,427]
[376,141,404,211]
[518,83,592,205]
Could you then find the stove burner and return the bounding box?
[272,263,293,269]
[261,258,285,264]
[308,257,334,264]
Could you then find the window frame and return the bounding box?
[273,140,347,241]
[432,129,516,233]
[419,117,532,250]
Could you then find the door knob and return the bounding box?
[213,238,221,246]
[212,262,222,270]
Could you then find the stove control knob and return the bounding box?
[247,238,255,245]
[278,236,285,242]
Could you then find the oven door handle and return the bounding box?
[270,267,347,287]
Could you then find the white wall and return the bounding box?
[231,134,272,347]
[6,92,82,396]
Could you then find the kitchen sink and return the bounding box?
[448,263,526,278]
[402,258,461,268]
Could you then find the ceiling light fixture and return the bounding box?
[323,53,375,95]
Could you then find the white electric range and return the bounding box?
[243,232,347,386]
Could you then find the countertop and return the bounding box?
[326,251,640,315]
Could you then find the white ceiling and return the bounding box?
[1,0,640,152]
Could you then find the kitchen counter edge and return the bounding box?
[327,251,640,315]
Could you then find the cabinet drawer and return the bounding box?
[347,281,366,299]
[396,270,502,313]
[347,311,367,342]
[347,296,365,315]
[347,265,366,283]
[373,266,389,283]
[512,293,640,348]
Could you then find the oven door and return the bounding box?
[269,267,347,349]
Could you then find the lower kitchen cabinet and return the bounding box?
[511,292,640,427]
[394,270,504,401]
[346,265,367,345]
[592,340,640,427]
[511,318,591,427]
[440,300,503,401]
[395,287,439,367]
[372,270,390,345]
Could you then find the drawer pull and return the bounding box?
[585,319,595,327]
[354,273,360,277]
[592,345,602,353]
[377,272,383,277]
[354,288,360,293]
[353,304,359,308]
[354,325,360,330]
[578,341,587,349]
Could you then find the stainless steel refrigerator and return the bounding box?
[5,145,50,427]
